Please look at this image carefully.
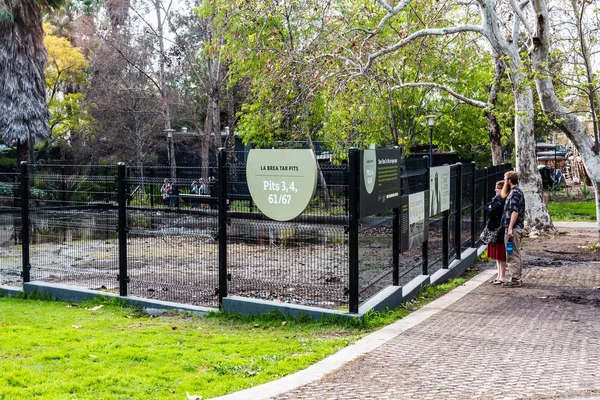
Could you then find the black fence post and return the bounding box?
[454,163,463,260]
[392,207,400,286]
[392,146,400,286]
[422,156,429,276]
[150,168,155,208]
[218,148,228,306]
[470,161,477,247]
[117,162,129,296]
[442,208,449,268]
[20,162,30,283]
[126,167,131,206]
[61,165,67,205]
[348,148,360,313]
[104,166,110,203]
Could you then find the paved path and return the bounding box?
[215,261,600,400]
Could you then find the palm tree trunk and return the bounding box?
[0,0,50,165]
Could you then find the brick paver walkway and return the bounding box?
[271,264,600,400]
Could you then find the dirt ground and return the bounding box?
[522,225,600,263]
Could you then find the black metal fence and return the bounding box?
[0,152,511,312]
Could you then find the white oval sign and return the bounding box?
[363,149,376,194]
[246,149,318,221]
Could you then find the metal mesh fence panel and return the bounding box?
[125,166,219,307]
[358,214,393,303]
[461,163,475,250]
[0,171,22,285]
[449,166,459,263]
[27,165,120,291]
[226,163,349,310]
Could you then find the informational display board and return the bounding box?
[360,148,402,218]
[246,149,318,221]
[429,166,450,216]
[400,190,430,253]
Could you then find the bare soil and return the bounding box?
[522,226,600,263]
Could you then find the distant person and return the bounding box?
[501,171,525,288]
[160,178,171,207]
[198,178,208,195]
[190,181,198,194]
[486,181,507,285]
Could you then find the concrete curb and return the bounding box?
[212,268,496,400]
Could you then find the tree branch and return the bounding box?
[509,0,533,37]
[389,82,488,108]
[363,25,484,73]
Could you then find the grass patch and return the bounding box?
[547,202,596,222]
[0,270,476,399]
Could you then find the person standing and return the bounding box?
[501,171,525,288]
[161,178,171,207]
[486,181,507,284]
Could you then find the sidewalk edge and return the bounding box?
[212,268,496,400]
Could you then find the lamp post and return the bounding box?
[425,115,436,167]
[164,128,175,181]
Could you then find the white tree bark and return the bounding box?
[475,0,553,232]
[530,0,600,240]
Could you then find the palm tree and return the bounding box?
[0,0,63,163]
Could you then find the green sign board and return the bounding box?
[359,148,402,218]
[246,149,318,221]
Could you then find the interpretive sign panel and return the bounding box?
[400,191,429,253]
[429,166,450,216]
[246,149,318,221]
[360,148,402,218]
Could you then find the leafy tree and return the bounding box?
[42,24,95,161]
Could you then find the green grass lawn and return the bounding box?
[547,202,597,222]
[0,275,472,399]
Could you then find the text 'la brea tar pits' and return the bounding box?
[260,165,300,171]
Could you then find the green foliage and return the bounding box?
[0,158,17,171]
[0,183,13,197]
[581,184,593,201]
[547,202,596,222]
[0,5,13,22]
[43,24,96,160]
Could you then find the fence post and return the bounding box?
[442,208,449,268]
[218,148,228,306]
[117,162,129,296]
[61,165,67,205]
[392,146,400,286]
[348,148,360,313]
[20,162,30,283]
[454,162,463,260]
[470,161,477,247]
[422,156,429,275]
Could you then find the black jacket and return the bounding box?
[486,195,505,243]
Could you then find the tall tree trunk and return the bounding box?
[305,133,331,210]
[478,0,553,232]
[201,100,212,178]
[0,0,50,165]
[226,85,237,164]
[155,0,175,180]
[570,0,600,154]
[486,56,505,166]
[531,0,600,241]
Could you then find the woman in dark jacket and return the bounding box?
[486,181,506,284]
